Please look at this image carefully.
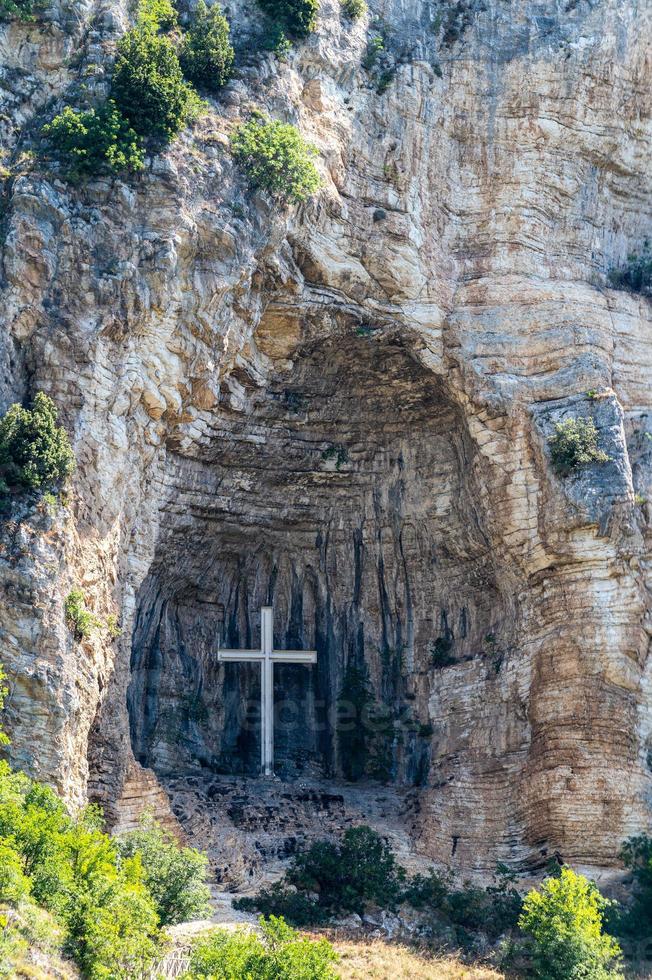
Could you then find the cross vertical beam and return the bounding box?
[261,606,274,776]
[217,605,317,777]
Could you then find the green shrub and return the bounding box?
[0,841,31,903]
[238,826,406,924]
[112,27,201,141]
[403,868,450,909]
[608,244,652,297]
[256,0,319,38]
[341,0,366,18]
[183,915,338,979]
[0,761,162,978]
[0,392,74,497]
[519,867,622,979]
[618,835,652,937]
[0,0,35,21]
[138,0,178,31]
[234,881,324,926]
[116,814,211,925]
[430,634,455,668]
[180,0,234,92]
[362,33,384,70]
[548,417,610,475]
[0,666,8,747]
[230,115,320,203]
[403,867,521,943]
[262,22,293,60]
[44,101,144,179]
[64,590,100,641]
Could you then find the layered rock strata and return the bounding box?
[0,0,650,873]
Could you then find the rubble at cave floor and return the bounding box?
[159,773,435,892]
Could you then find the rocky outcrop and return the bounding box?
[0,0,650,874]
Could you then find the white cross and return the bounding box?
[218,606,317,777]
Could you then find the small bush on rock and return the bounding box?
[0,0,35,20]
[180,0,234,92]
[256,0,319,38]
[112,27,201,141]
[230,115,320,203]
[183,914,338,980]
[235,881,324,926]
[341,0,366,18]
[116,814,211,925]
[64,590,100,641]
[0,393,74,498]
[548,417,610,475]
[608,243,652,298]
[138,0,178,31]
[44,101,144,179]
[519,867,622,980]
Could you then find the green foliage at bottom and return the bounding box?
[617,835,652,938]
[182,915,338,980]
[116,815,211,925]
[519,867,623,979]
[44,101,144,179]
[0,761,162,979]
[236,826,406,923]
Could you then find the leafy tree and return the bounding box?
[236,825,406,923]
[116,815,211,925]
[180,1,234,92]
[112,27,201,141]
[619,835,652,936]
[0,392,74,496]
[519,867,623,979]
[0,840,31,903]
[0,761,162,978]
[43,101,144,179]
[230,115,320,203]
[183,915,338,979]
[138,0,178,31]
[0,666,9,747]
[548,417,610,475]
[257,0,319,37]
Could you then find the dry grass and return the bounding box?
[331,936,505,979]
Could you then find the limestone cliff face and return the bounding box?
[0,0,651,874]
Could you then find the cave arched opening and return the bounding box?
[127,332,503,787]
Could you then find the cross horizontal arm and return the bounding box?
[270,651,318,664]
[218,650,263,662]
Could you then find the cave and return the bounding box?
[127,329,506,792]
